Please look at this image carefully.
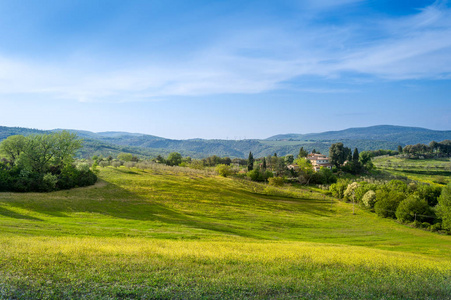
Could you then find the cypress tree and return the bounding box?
[352,148,359,162]
[248,152,254,171]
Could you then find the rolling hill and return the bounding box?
[0,125,449,158]
[266,125,451,145]
[0,166,450,298]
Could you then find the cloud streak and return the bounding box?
[0,1,450,102]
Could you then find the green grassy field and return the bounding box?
[373,156,451,186]
[1,165,450,299]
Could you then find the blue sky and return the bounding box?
[0,0,450,139]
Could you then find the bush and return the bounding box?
[395,195,434,223]
[343,182,360,202]
[421,222,431,229]
[247,167,273,182]
[362,190,376,208]
[215,164,232,177]
[430,223,442,232]
[436,183,451,231]
[374,190,404,218]
[329,179,350,199]
[268,177,284,187]
[43,173,58,191]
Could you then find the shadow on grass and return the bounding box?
[113,168,141,175]
[0,182,265,239]
[0,206,42,221]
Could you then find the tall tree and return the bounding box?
[298,147,308,158]
[329,143,346,168]
[352,148,359,162]
[0,135,27,162]
[262,157,267,170]
[247,152,254,171]
[166,152,182,166]
[436,183,451,230]
[51,131,82,168]
[397,145,403,154]
[284,154,294,165]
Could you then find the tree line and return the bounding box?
[0,132,97,192]
[329,178,451,233]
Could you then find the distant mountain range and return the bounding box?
[0,125,449,159]
[266,125,451,145]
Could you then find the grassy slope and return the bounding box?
[0,166,450,299]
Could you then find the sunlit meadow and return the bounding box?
[0,166,450,299]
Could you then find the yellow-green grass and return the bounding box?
[373,156,451,186]
[1,166,450,299]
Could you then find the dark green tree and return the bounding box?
[352,148,359,162]
[397,145,403,154]
[247,152,254,171]
[166,152,182,166]
[395,195,434,223]
[284,154,294,165]
[262,157,267,170]
[437,183,451,230]
[298,147,308,158]
[329,143,346,168]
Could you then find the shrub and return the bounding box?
[343,182,360,202]
[430,223,442,232]
[329,179,350,199]
[215,164,232,177]
[422,222,431,229]
[436,183,451,231]
[395,195,434,223]
[43,173,58,191]
[247,168,273,182]
[268,177,284,187]
[362,190,377,208]
[374,190,404,218]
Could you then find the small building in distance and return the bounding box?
[307,153,332,172]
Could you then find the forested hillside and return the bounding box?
[0,125,448,158]
[267,125,451,145]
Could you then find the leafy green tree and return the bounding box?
[329,179,350,199]
[284,154,294,165]
[352,148,359,162]
[215,164,232,177]
[436,183,451,230]
[397,145,403,154]
[362,190,376,208]
[374,190,405,218]
[51,131,82,168]
[248,152,254,171]
[166,152,182,166]
[298,147,308,158]
[387,180,408,194]
[329,143,346,168]
[344,182,360,202]
[0,135,27,162]
[117,152,133,162]
[295,157,314,184]
[359,151,373,169]
[268,177,284,187]
[395,195,434,223]
[262,157,267,170]
[18,134,57,174]
[415,184,442,207]
[314,167,336,184]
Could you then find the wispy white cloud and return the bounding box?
[0,1,450,102]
